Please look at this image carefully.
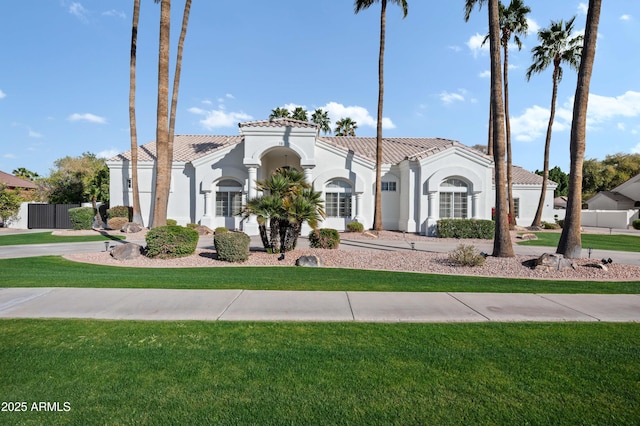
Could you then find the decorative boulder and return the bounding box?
[111,243,143,261]
[121,222,144,233]
[518,233,538,241]
[534,253,576,272]
[295,255,323,267]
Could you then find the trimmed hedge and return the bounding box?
[107,217,129,231]
[68,207,95,230]
[107,205,132,220]
[308,228,340,249]
[214,231,250,262]
[145,225,199,259]
[346,221,364,233]
[215,227,229,235]
[166,219,178,226]
[436,219,494,239]
[632,219,640,230]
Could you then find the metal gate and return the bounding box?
[28,204,81,229]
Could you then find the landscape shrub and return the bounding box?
[186,223,198,229]
[68,207,95,230]
[166,219,178,226]
[632,219,640,230]
[436,219,494,239]
[107,205,132,220]
[448,244,486,267]
[214,231,250,262]
[215,227,229,235]
[145,225,199,259]
[308,228,340,249]
[346,221,364,233]
[542,221,561,230]
[557,219,565,228]
[107,217,129,231]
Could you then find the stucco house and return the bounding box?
[586,173,640,210]
[107,118,556,235]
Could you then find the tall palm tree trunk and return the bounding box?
[489,0,514,257]
[152,0,171,227]
[167,0,192,179]
[558,0,601,258]
[373,0,387,232]
[487,99,494,156]
[503,42,515,226]
[531,65,560,227]
[129,0,144,226]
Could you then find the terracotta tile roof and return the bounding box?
[109,133,545,186]
[239,118,319,129]
[319,136,485,164]
[110,135,243,162]
[0,170,37,189]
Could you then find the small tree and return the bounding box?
[0,184,22,226]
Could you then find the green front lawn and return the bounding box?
[517,232,640,252]
[1,256,639,293]
[0,232,124,246]
[1,320,638,425]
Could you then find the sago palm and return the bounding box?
[527,17,582,227]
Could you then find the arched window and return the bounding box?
[439,178,468,219]
[325,179,352,218]
[216,179,242,217]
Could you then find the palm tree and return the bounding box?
[269,107,290,119]
[129,0,144,226]
[11,168,39,181]
[354,0,408,232]
[151,0,170,227]
[334,117,358,136]
[465,0,514,257]
[527,17,582,228]
[497,0,530,226]
[167,0,192,203]
[311,108,331,134]
[557,0,602,259]
[240,168,325,253]
[291,107,308,121]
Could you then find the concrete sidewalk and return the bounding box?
[1,287,639,322]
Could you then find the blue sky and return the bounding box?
[1,0,639,177]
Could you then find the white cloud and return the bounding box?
[3,153,17,159]
[578,3,588,16]
[322,102,395,130]
[28,129,43,138]
[0,89,5,99]
[510,105,572,142]
[225,93,235,99]
[439,91,465,105]
[283,103,306,112]
[466,33,488,58]
[632,143,640,154]
[511,91,640,143]
[68,113,107,124]
[479,70,491,78]
[526,18,540,35]
[68,2,89,23]
[587,91,640,124]
[448,45,462,52]
[102,9,125,19]
[620,14,632,21]
[97,149,120,159]
[188,107,253,130]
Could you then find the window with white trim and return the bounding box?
[325,179,352,218]
[381,181,396,192]
[216,179,243,217]
[439,178,468,219]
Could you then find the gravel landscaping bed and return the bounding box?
[63,230,640,281]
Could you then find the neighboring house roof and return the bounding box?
[587,191,636,205]
[0,170,37,189]
[609,173,640,201]
[554,196,568,209]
